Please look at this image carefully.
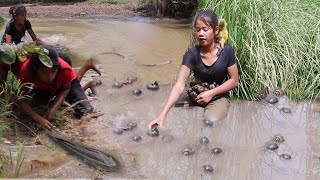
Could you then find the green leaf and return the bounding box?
[39,54,53,68]
[0,45,16,65]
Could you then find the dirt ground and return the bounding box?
[0,2,155,19]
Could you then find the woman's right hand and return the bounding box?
[37,117,54,130]
[148,116,165,129]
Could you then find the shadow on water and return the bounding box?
[7,17,320,179]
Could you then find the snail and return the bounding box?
[281,107,291,113]
[132,135,142,142]
[266,142,279,151]
[122,122,137,131]
[123,79,133,85]
[127,76,138,82]
[147,126,160,137]
[202,82,210,89]
[112,82,123,88]
[147,81,159,91]
[203,164,214,173]
[273,135,285,143]
[279,153,291,160]
[200,137,209,144]
[209,83,218,90]
[266,97,279,104]
[189,91,198,99]
[132,89,142,96]
[182,147,195,156]
[273,88,284,97]
[212,148,222,155]
[203,119,214,127]
[113,128,123,135]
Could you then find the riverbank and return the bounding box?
[0,2,154,19]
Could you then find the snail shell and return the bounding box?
[132,89,142,96]
[123,122,137,131]
[132,135,142,142]
[280,153,291,160]
[209,83,217,90]
[147,81,159,91]
[200,137,209,144]
[266,142,279,150]
[212,148,222,155]
[273,135,285,143]
[147,127,160,137]
[182,147,195,156]
[190,91,198,99]
[113,128,123,135]
[127,76,138,82]
[202,82,209,88]
[203,119,214,127]
[273,88,284,97]
[281,107,291,113]
[123,79,133,85]
[191,84,201,91]
[112,82,123,88]
[128,122,137,128]
[203,164,214,173]
[197,86,205,94]
[266,97,279,104]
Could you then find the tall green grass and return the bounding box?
[198,0,320,100]
[0,73,26,178]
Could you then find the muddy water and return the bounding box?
[3,18,320,179]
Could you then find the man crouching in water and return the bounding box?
[18,45,97,130]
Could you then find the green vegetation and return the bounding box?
[198,0,320,100]
[86,0,148,4]
[0,16,5,30]
[0,73,26,178]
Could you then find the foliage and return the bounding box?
[198,0,320,100]
[14,144,25,178]
[169,0,197,18]
[0,16,5,30]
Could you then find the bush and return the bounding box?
[198,0,320,100]
[169,0,197,18]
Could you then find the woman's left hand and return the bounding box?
[195,90,215,105]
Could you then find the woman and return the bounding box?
[18,45,99,130]
[1,4,42,45]
[148,10,239,129]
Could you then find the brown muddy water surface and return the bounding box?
[1,17,320,179]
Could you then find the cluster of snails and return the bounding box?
[113,122,138,135]
[112,78,160,97]
[180,136,223,174]
[112,76,138,88]
[188,82,218,102]
[266,134,292,160]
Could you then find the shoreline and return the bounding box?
[0,2,191,23]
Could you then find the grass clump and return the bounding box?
[0,73,26,178]
[198,0,320,100]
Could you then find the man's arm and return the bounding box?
[46,83,71,121]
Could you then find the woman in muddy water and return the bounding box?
[17,45,100,130]
[1,4,42,45]
[148,10,239,129]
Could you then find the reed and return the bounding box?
[198,0,320,100]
